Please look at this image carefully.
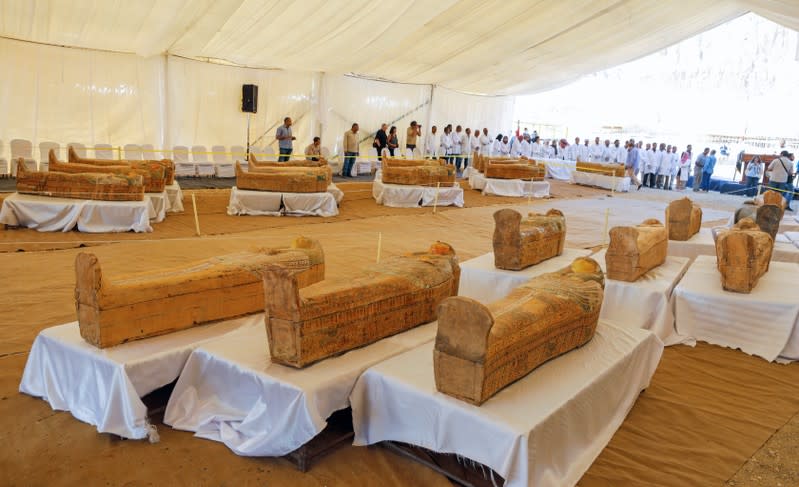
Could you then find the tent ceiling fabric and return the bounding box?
[1,0,796,95]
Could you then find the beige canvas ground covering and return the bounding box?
[2,180,797,486]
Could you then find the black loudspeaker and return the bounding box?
[242,84,258,113]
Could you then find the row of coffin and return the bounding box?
[471,152,626,178]
[71,193,780,406]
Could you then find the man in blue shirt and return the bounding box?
[700,149,717,192]
[275,117,295,162]
[625,138,642,190]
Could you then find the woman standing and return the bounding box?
[387,126,399,156]
[745,156,763,197]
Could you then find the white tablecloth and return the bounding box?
[457,248,592,304]
[226,187,339,217]
[669,228,799,264]
[351,322,663,487]
[0,192,152,233]
[468,173,550,198]
[594,249,691,345]
[673,255,799,362]
[570,170,631,192]
[539,158,577,180]
[372,179,464,208]
[19,316,254,440]
[165,182,184,212]
[164,320,438,457]
[145,191,166,223]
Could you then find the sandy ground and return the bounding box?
[1,179,796,486]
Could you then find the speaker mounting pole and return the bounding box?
[246,113,251,162]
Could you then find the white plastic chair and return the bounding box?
[10,139,37,175]
[38,141,59,172]
[67,142,87,158]
[173,146,195,177]
[94,143,114,159]
[211,145,234,178]
[231,145,247,170]
[124,144,142,160]
[321,146,340,175]
[0,141,8,177]
[192,145,215,177]
[141,144,157,160]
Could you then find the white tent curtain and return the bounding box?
[166,56,317,156]
[0,36,165,158]
[430,87,515,138]
[320,74,431,156]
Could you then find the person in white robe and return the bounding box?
[668,146,680,190]
[613,140,626,163]
[479,128,492,155]
[470,130,481,156]
[509,135,522,158]
[545,140,556,158]
[656,144,670,188]
[519,135,532,158]
[590,137,604,162]
[425,126,439,158]
[578,139,590,162]
[451,125,465,171]
[564,137,579,161]
[439,125,453,164]
[498,136,511,156]
[600,140,614,162]
[531,136,545,159]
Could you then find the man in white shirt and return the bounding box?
[768,151,795,209]
[479,128,492,155]
[613,140,626,163]
[564,137,580,161]
[530,136,545,159]
[578,139,591,162]
[451,125,465,172]
[544,140,555,158]
[656,143,670,189]
[509,134,523,158]
[470,129,481,157]
[590,137,603,162]
[669,146,680,190]
[498,136,511,156]
[425,125,439,159]
[519,134,532,158]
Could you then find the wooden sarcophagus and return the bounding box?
[666,197,702,241]
[235,162,331,193]
[16,159,145,201]
[493,208,566,270]
[576,161,625,177]
[715,219,773,294]
[248,153,328,168]
[761,190,787,220]
[383,157,445,168]
[433,257,605,405]
[76,237,325,348]
[50,151,166,193]
[264,242,460,368]
[605,218,668,282]
[485,162,545,180]
[68,146,175,185]
[381,164,456,187]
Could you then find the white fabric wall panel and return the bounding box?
[321,75,431,156]
[166,56,317,155]
[0,37,165,159]
[430,86,515,137]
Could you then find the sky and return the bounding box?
[514,13,799,143]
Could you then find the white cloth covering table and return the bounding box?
[594,249,691,345]
[668,228,799,264]
[457,248,592,304]
[538,158,576,180]
[0,192,152,232]
[372,179,464,208]
[351,322,663,487]
[164,320,438,457]
[145,191,167,223]
[570,170,630,192]
[673,255,799,362]
[165,181,184,212]
[19,316,256,440]
[227,186,340,217]
[468,172,550,198]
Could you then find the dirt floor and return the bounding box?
[1,179,796,486]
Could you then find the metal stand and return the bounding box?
[246,113,251,162]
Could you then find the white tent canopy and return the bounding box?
[0,0,797,156]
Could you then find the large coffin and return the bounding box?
[264,242,460,368]
[76,237,325,348]
[576,161,625,177]
[715,219,773,293]
[762,190,788,220]
[68,146,175,185]
[605,218,668,282]
[493,208,566,270]
[15,159,145,201]
[433,257,605,405]
[485,162,545,180]
[235,162,331,193]
[248,153,328,168]
[381,164,456,187]
[383,157,445,167]
[50,151,166,193]
[666,197,702,241]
